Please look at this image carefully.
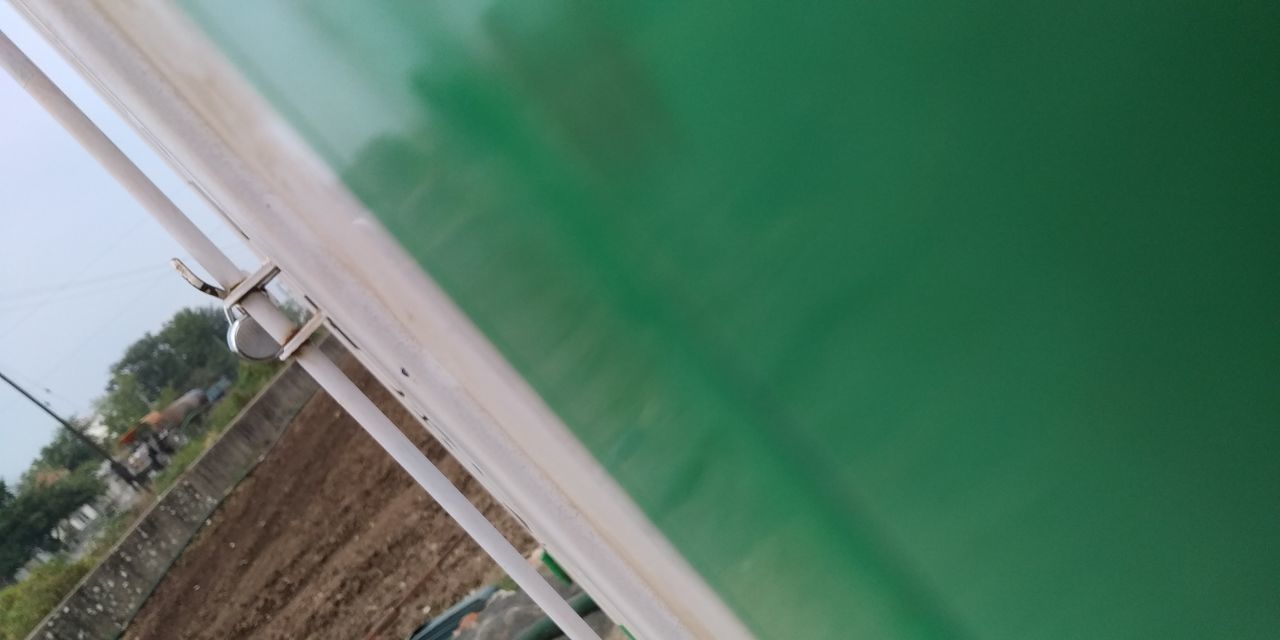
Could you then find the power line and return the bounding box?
[0,268,170,314]
[0,263,166,303]
[0,270,177,417]
[68,218,149,274]
[0,357,78,414]
[0,218,149,335]
[35,271,174,381]
[0,368,141,487]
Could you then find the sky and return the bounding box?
[0,5,258,484]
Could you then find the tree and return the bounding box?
[32,428,98,473]
[0,305,246,582]
[98,306,237,437]
[96,372,150,438]
[0,556,93,639]
[109,306,235,400]
[0,471,102,580]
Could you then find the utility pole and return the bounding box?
[0,369,142,488]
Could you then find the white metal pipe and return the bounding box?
[0,29,599,640]
[241,295,599,640]
[0,30,242,290]
[290,337,601,640]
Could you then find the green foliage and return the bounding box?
[0,304,291,630]
[278,299,308,324]
[236,359,281,394]
[154,358,281,494]
[203,395,246,437]
[97,306,237,437]
[110,306,235,400]
[0,557,92,640]
[0,471,103,580]
[152,386,179,411]
[0,305,288,628]
[149,433,210,495]
[0,503,143,640]
[88,509,135,560]
[205,360,281,434]
[1,423,106,580]
[96,372,150,438]
[31,428,98,473]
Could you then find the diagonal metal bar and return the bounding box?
[0,28,599,640]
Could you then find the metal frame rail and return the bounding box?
[0,29,600,640]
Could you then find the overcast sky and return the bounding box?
[0,6,257,484]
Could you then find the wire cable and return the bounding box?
[0,263,166,303]
[35,271,175,382]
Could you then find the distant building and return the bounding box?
[51,503,101,546]
[13,550,54,582]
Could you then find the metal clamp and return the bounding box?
[173,257,320,361]
[277,311,327,361]
[222,261,280,308]
[170,258,281,306]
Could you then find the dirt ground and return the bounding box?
[123,353,535,640]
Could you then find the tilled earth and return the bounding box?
[123,354,534,640]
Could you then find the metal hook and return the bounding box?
[171,258,225,299]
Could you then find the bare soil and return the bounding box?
[123,354,534,640]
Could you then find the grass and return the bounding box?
[206,360,280,435]
[0,360,284,640]
[149,430,216,494]
[0,558,92,640]
[0,504,148,640]
[152,360,282,494]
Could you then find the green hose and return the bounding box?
[540,550,572,585]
